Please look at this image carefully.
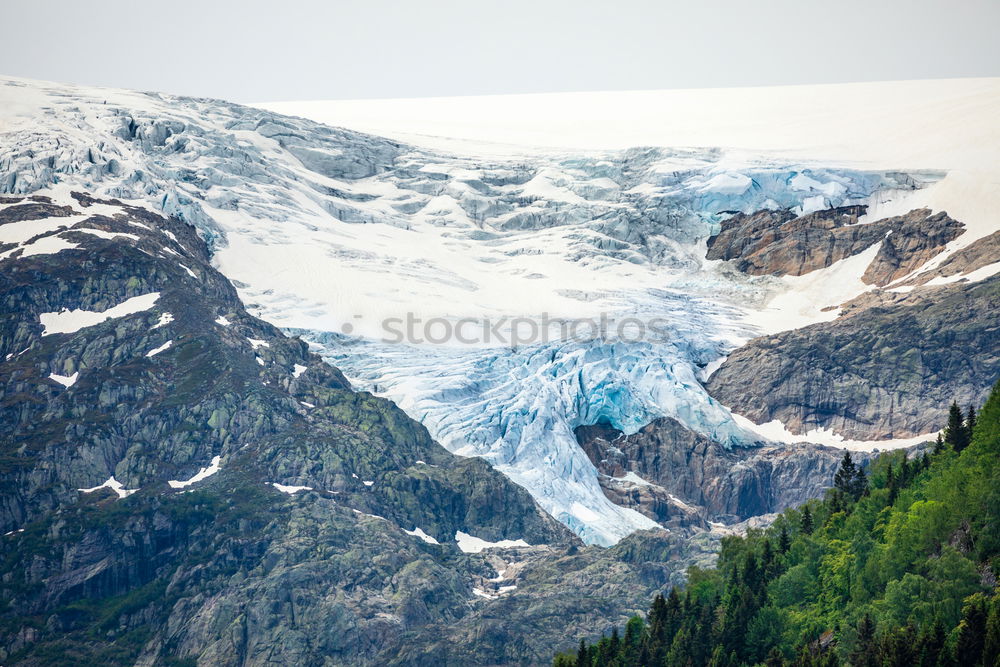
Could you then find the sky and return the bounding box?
[2,0,999,102]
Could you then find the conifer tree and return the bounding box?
[646,593,668,664]
[554,652,576,667]
[692,600,716,666]
[916,619,946,667]
[946,401,971,451]
[778,524,791,554]
[852,464,869,499]
[984,596,1000,667]
[595,635,612,665]
[899,456,911,486]
[664,587,682,644]
[834,451,857,496]
[666,628,694,667]
[608,625,620,658]
[762,539,775,577]
[849,613,877,667]
[955,593,989,665]
[800,505,814,535]
[620,615,643,667]
[575,638,588,667]
[886,464,898,505]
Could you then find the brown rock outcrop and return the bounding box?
[706,206,964,286]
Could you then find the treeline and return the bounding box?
[555,382,1000,666]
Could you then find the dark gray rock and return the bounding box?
[706,275,1000,439]
[0,192,730,666]
[576,418,851,526]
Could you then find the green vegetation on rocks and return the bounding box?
[557,380,1000,666]
[555,382,1000,667]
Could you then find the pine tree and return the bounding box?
[800,505,814,535]
[621,615,644,667]
[916,619,945,667]
[946,401,971,452]
[967,404,977,439]
[934,432,944,454]
[743,552,764,598]
[664,587,682,646]
[955,593,989,665]
[879,622,917,667]
[834,451,857,496]
[984,595,1000,667]
[608,625,620,659]
[595,635,612,665]
[851,463,868,500]
[849,613,877,667]
[646,593,668,664]
[692,600,716,666]
[762,539,775,578]
[886,464,898,505]
[829,489,846,515]
[576,638,588,667]
[974,379,1000,449]
[665,628,694,667]
[778,524,791,554]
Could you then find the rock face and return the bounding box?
[576,419,851,527]
[892,229,1000,288]
[706,206,963,285]
[860,210,966,285]
[706,275,1000,439]
[0,192,745,666]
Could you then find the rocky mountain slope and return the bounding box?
[0,191,567,664]
[700,185,999,442]
[575,418,851,529]
[706,270,1000,440]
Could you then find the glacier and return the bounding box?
[0,76,946,544]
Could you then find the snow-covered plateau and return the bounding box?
[2,76,998,545]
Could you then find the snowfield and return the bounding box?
[2,76,998,544]
[39,293,161,336]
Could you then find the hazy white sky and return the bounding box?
[2,0,999,102]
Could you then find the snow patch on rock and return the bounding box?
[404,527,440,544]
[455,531,530,553]
[168,456,221,489]
[48,371,79,388]
[272,483,312,494]
[79,476,137,499]
[40,292,161,335]
[146,340,172,357]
